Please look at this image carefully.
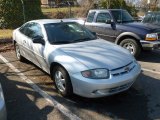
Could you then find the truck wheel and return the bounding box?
[52,66,73,97]
[15,43,25,62]
[120,38,141,58]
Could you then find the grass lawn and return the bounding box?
[0,29,13,39]
[42,7,80,13]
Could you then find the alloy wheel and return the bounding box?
[55,71,66,93]
[122,43,135,54]
[16,45,21,60]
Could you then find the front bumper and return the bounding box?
[70,63,141,98]
[140,40,160,50]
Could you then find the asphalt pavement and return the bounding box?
[0,50,160,120]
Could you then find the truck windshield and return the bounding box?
[111,10,134,23]
[44,22,96,44]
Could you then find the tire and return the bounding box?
[52,66,73,97]
[119,38,141,58]
[15,43,25,62]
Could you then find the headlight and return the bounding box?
[81,69,109,79]
[145,33,158,41]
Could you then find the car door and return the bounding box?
[27,22,49,73]
[85,11,96,30]
[92,12,117,42]
[18,23,35,62]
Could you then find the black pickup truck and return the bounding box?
[77,9,160,57]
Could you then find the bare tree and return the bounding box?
[76,0,94,17]
[106,0,111,9]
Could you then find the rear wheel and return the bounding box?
[52,66,73,97]
[15,43,25,61]
[120,38,141,58]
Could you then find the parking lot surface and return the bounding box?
[0,50,160,120]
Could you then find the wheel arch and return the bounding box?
[50,62,73,96]
[116,32,142,48]
[13,40,16,46]
[50,62,70,79]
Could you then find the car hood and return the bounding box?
[57,39,134,70]
[122,22,160,31]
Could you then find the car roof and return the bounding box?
[29,19,76,25]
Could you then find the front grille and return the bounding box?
[111,61,135,77]
[108,82,132,93]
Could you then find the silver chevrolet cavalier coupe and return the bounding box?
[13,19,141,98]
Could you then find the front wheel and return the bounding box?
[52,66,73,97]
[120,39,141,58]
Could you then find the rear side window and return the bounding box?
[19,22,43,39]
[87,12,96,22]
[19,23,30,35]
[27,22,43,38]
[96,13,111,23]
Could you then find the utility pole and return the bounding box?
[106,0,110,9]
[21,0,25,23]
[147,0,150,11]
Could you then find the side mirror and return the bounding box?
[92,31,97,36]
[32,36,45,45]
[106,19,114,24]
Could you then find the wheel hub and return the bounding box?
[16,45,20,59]
[55,71,66,92]
[123,43,135,54]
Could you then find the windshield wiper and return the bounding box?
[53,41,72,44]
[73,37,96,43]
[52,37,96,44]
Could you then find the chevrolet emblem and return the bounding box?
[124,67,130,72]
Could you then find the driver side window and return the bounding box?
[96,13,111,23]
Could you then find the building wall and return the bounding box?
[41,0,48,4]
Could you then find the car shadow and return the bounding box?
[0,72,62,120]
[11,49,160,120]
[52,72,160,120]
[2,51,159,120]
[138,50,160,63]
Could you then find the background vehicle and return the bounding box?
[57,1,75,8]
[13,19,141,98]
[79,9,160,57]
[0,83,7,120]
[142,11,160,25]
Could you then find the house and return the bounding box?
[41,0,55,7]
[41,0,48,5]
[41,0,78,7]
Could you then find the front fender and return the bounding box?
[115,32,141,44]
[47,50,89,74]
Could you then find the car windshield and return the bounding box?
[142,12,160,25]
[111,10,134,23]
[44,22,97,44]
